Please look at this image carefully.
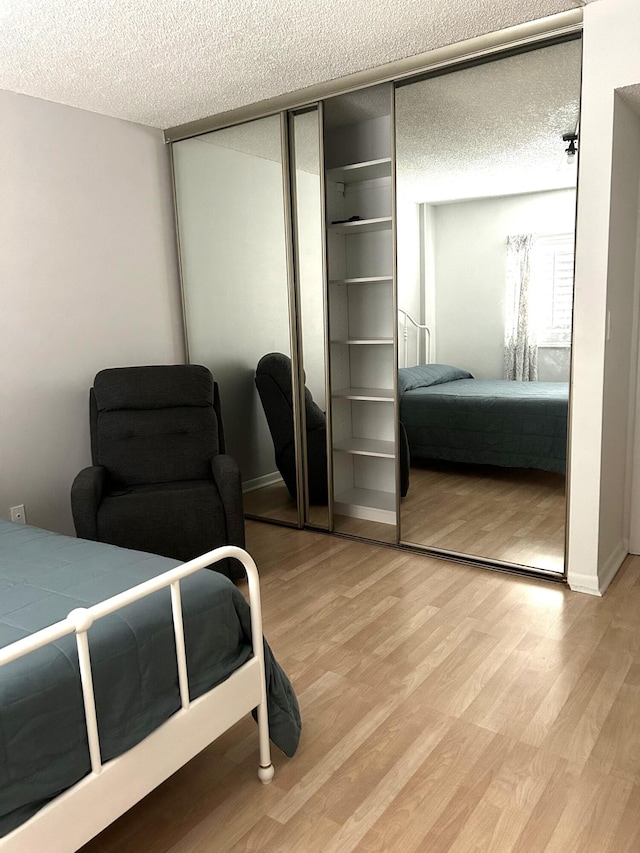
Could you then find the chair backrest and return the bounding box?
[255,353,325,453]
[256,353,330,504]
[90,365,222,487]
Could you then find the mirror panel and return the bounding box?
[290,108,330,529]
[173,115,298,525]
[395,39,581,572]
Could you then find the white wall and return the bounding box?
[431,189,576,379]
[0,91,183,535]
[568,0,640,594]
[608,97,640,558]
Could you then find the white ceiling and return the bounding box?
[0,0,588,130]
[181,40,581,207]
[396,38,582,203]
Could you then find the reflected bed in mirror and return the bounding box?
[398,364,568,474]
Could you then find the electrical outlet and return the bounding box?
[10,504,26,524]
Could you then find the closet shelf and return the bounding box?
[331,337,393,345]
[332,387,394,401]
[333,488,396,524]
[329,276,393,286]
[327,158,392,184]
[329,217,392,234]
[333,438,395,458]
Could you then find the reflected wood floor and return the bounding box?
[401,462,566,574]
[82,522,640,853]
[243,481,329,529]
[244,463,566,572]
[243,481,299,525]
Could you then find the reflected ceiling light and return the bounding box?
[563,132,578,165]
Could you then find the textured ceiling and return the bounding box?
[0,0,586,129]
[396,38,581,203]
[619,83,640,116]
[179,40,581,206]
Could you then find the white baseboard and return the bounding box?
[568,539,629,596]
[242,472,283,493]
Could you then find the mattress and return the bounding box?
[0,520,300,836]
[399,370,568,473]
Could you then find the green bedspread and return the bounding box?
[0,520,301,836]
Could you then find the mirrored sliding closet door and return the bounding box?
[173,115,299,525]
[290,107,331,530]
[394,37,582,573]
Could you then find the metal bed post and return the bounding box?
[69,608,102,775]
[398,308,432,367]
[239,547,275,782]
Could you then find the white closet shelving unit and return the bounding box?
[324,87,398,526]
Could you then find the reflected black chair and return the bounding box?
[255,353,329,505]
[71,365,245,580]
[255,352,410,505]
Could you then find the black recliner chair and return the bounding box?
[256,352,328,505]
[71,365,245,580]
[255,353,410,504]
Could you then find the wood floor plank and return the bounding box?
[227,811,341,853]
[604,782,640,852]
[537,647,633,772]
[354,720,498,853]
[416,732,514,853]
[509,760,574,853]
[320,713,455,853]
[543,769,633,853]
[586,681,640,781]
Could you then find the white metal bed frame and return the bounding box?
[398,308,432,368]
[0,545,274,853]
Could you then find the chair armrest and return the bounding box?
[399,422,410,498]
[211,454,245,549]
[71,466,106,541]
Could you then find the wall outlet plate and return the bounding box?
[10,504,26,524]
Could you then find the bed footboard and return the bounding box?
[0,545,273,852]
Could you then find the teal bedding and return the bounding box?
[399,365,568,474]
[0,520,301,837]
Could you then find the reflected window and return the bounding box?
[531,233,575,347]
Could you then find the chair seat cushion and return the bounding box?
[97,481,228,563]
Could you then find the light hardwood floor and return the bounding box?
[82,522,640,852]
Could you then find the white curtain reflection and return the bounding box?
[504,234,538,381]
